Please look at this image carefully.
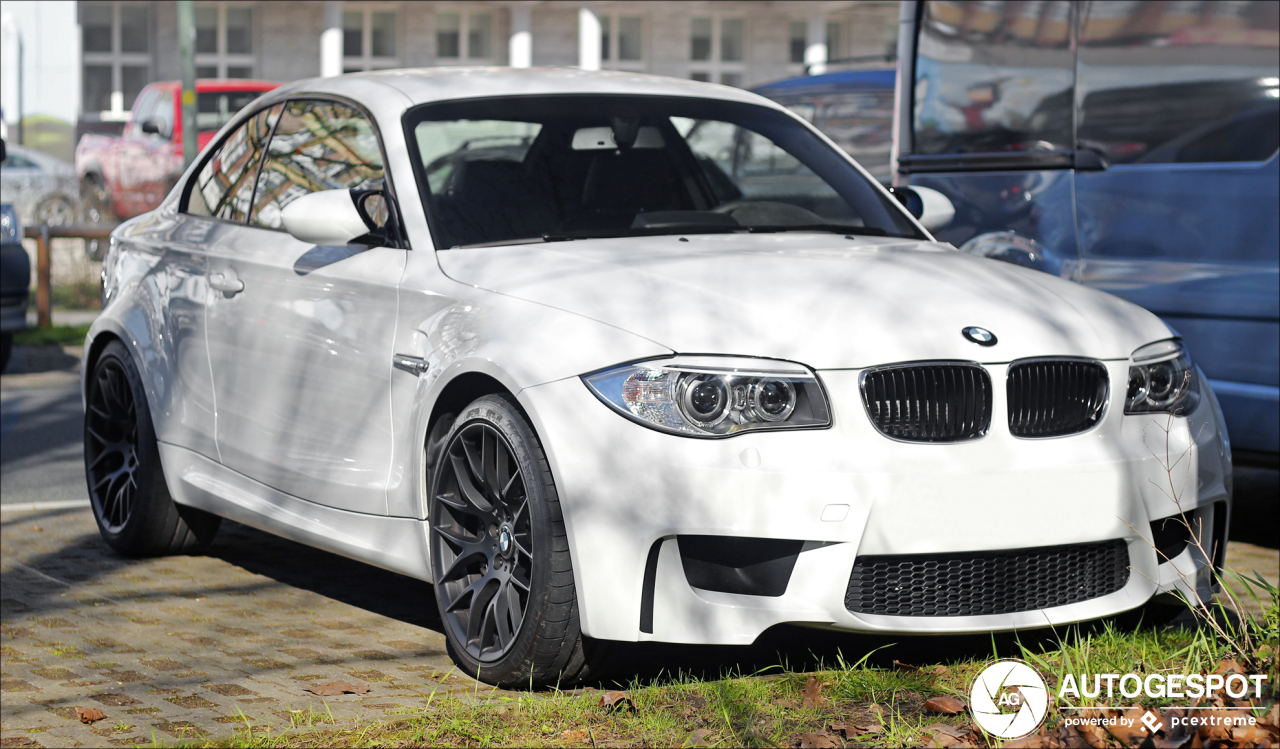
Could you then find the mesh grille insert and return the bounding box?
[860,363,992,442]
[844,540,1130,617]
[1008,359,1109,438]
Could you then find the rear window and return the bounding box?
[405,95,922,249]
[197,90,268,132]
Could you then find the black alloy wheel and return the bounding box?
[433,420,534,661]
[84,341,220,555]
[85,355,140,533]
[429,394,608,687]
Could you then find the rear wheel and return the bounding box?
[429,394,607,687]
[84,340,220,555]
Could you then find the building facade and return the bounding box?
[75,1,899,126]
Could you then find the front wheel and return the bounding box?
[428,394,606,687]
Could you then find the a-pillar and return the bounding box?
[805,13,828,75]
[510,5,532,68]
[578,4,601,72]
[320,1,342,77]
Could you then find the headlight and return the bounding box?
[582,356,831,437]
[1126,340,1200,415]
[0,205,20,244]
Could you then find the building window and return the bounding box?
[436,10,493,62]
[343,7,398,72]
[689,16,745,86]
[194,3,254,79]
[788,20,844,66]
[601,14,645,70]
[81,1,151,120]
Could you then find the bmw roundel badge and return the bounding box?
[962,326,997,346]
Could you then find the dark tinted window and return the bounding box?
[250,99,385,229]
[913,1,1075,155]
[185,103,282,222]
[1078,1,1279,164]
[406,95,922,249]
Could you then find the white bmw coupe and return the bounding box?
[83,69,1230,687]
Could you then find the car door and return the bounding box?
[115,89,157,216]
[204,97,405,514]
[1073,0,1280,454]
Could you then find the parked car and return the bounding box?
[894,0,1279,462]
[1,139,30,371]
[1,143,82,227]
[753,67,896,183]
[76,79,280,221]
[84,69,1230,688]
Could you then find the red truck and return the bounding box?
[76,79,279,220]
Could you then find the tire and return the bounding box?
[84,340,220,556]
[428,394,609,688]
[80,174,116,223]
[0,332,12,373]
[34,195,78,227]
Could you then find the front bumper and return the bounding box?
[519,360,1231,644]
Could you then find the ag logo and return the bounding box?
[962,326,998,346]
[970,659,1050,739]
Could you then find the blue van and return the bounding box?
[881,0,1278,462]
[753,67,897,184]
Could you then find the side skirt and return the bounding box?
[158,442,434,582]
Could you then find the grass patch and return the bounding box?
[179,613,1264,749]
[14,323,91,347]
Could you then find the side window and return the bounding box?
[185,103,282,221]
[129,90,157,137]
[1078,1,1279,165]
[912,0,1075,156]
[249,99,385,229]
[151,92,175,139]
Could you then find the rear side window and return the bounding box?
[185,103,282,221]
[249,99,385,229]
[912,0,1075,156]
[1077,0,1280,165]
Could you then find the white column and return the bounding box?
[805,13,827,75]
[510,6,532,68]
[320,1,343,77]
[578,4,601,72]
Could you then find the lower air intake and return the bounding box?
[844,540,1130,617]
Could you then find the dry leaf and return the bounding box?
[682,728,713,748]
[302,680,370,696]
[867,703,886,719]
[773,698,798,709]
[1215,658,1244,676]
[893,659,919,671]
[795,730,841,749]
[599,690,635,714]
[923,722,976,748]
[561,729,590,744]
[933,665,950,676]
[76,706,106,724]
[924,696,967,715]
[802,676,825,708]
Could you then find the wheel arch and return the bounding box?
[422,370,512,497]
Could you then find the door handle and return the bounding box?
[209,272,245,295]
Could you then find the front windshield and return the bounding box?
[404,95,924,248]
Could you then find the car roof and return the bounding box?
[269,67,789,112]
[2,143,74,172]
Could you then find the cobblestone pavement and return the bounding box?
[1,507,490,748]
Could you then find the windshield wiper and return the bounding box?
[745,224,892,236]
[541,225,740,242]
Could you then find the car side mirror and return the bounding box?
[889,185,955,232]
[141,120,163,136]
[281,189,375,246]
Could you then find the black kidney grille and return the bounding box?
[1008,359,1109,438]
[861,363,992,442]
[844,539,1130,617]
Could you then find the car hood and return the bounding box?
[436,233,1172,370]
